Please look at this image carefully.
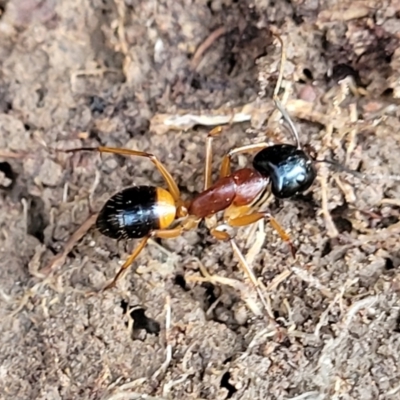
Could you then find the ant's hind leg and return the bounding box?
[63,146,181,203]
[102,235,151,291]
[102,226,184,291]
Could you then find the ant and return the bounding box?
[60,34,316,292]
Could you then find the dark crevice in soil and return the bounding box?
[330,63,361,85]
[381,87,394,97]
[321,239,332,257]
[120,299,129,314]
[377,215,399,229]
[26,195,48,243]
[333,216,353,234]
[394,312,400,333]
[384,257,394,270]
[331,204,353,234]
[130,308,160,335]
[0,83,12,112]
[302,67,313,81]
[198,282,244,330]
[220,371,237,398]
[0,161,17,190]
[206,1,214,16]
[203,282,219,309]
[88,95,107,114]
[174,273,189,291]
[120,302,161,337]
[292,192,318,219]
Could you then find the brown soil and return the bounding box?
[1,1,400,399]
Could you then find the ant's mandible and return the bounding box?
[61,34,316,292]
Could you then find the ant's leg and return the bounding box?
[102,235,151,291]
[102,226,184,291]
[269,33,302,149]
[204,126,223,190]
[267,32,302,149]
[273,97,301,149]
[209,227,230,241]
[226,212,296,257]
[219,143,270,178]
[271,32,286,99]
[63,146,181,202]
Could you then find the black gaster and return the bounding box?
[96,186,159,239]
[253,144,316,198]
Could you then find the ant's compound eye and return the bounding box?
[253,144,316,198]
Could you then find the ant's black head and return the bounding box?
[253,144,316,198]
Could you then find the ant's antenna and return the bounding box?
[272,33,301,150]
[314,159,363,178]
[274,97,301,150]
[272,33,286,100]
[315,159,400,182]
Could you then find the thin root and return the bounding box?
[186,264,265,318]
[190,26,227,71]
[152,296,172,383]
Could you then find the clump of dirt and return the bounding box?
[1,0,400,399]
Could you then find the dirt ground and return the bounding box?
[1,0,400,399]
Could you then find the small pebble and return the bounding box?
[37,158,63,187]
[299,84,317,103]
[234,304,248,326]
